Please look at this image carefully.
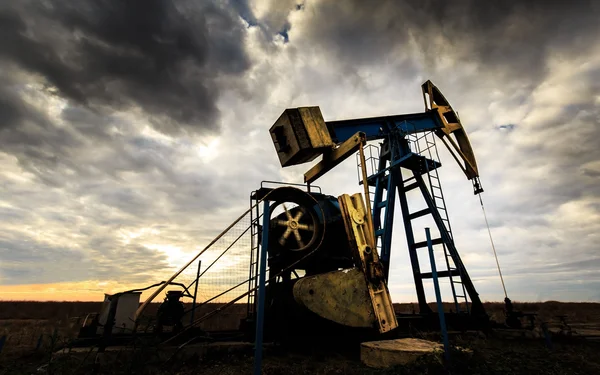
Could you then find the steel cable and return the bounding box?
[479,194,508,298]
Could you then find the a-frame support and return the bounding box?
[370,136,485,316]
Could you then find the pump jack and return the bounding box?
[266,81,491,328]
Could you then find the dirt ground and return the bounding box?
[2,334,600,375]
[1,301,600,374]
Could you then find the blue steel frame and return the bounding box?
[326,112,485,316]
[328,111,441,284]
[327,111,443,144]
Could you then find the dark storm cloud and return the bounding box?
[0,0,251,134]
[296,0,599,81]
[231,0,300,44]
[230,0,259,26]
[0,81,26,128]
[0,72,54,131]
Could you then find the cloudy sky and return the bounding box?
[0,0,599,303]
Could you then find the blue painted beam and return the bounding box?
[426,227,450,361]
[254,200,270,375]
[327,111,443,143]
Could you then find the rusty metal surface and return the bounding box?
[269,106,333,167]
[421,80,479,180]
[293,268,376,328]
[304,131,365,184]
[338,193,398,333]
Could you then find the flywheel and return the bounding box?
[266,187,324,253]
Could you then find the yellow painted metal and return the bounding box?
[269,106,334,167]
[304,132,365,184]
[338,193,398,333]
[293,268,377,328]
[421,80,479,180]
[357,138,375,248]
[298,107,332,146]
[291,193,397,333]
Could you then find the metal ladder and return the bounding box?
[357,143,397,276]
[246,197,261,319]
[409,131,470,314]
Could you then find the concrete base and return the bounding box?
[360,338,443,369]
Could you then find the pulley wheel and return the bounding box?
[266,187,324,253]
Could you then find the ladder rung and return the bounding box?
[404,182,419,192]
[377,201,388,209]
[375,229,385,237]
[403,176,416,184]
[408,208,431,221]
[455,295,466,298]
[420,269,460,279]
[413,237,444,249]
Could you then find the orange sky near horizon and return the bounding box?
[0,280,147,302]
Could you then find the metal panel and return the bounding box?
[98,293,140,334]
[421,80,480,181]
[338,193,398,333]
[304,132,365,184]
[293,268,378,328]
[269,107,334,167]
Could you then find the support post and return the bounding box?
[254,200,270,375]
[426,228,450,361]
[190,260,202,325]
[36,334,43,351]
[396,169,430,313]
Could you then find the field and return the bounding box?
[1,301,600,374]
